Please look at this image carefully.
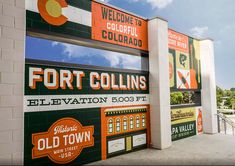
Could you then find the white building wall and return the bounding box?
[148,17,172,149]
[0,0,25,165]
[200,39,218,134]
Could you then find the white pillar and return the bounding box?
[0,0,25,165]
[200,39,218,134]
[148,17,172,149]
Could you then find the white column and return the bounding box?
[0,0,25,165]
[148,17,172,149]
[200,39,218,134]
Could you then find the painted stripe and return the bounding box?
[67,0,91,12]
[26,0,91,27]
[26,11,92,39]
[63,5,91,27]
[26,0,38,13]
[24,94,149,112]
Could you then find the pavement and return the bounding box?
[88,134,235,165]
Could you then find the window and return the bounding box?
[123,117,128,131]
[130,116,134,129]
[136,116,140,128]
[116,118,121,132]
[26,36,142,70]
[142,115,146,127]
[108,119,113,134]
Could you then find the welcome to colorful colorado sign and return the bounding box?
[26,0,148,51]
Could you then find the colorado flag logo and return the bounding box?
[26,0,91,27]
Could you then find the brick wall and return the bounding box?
[0,0,25,165]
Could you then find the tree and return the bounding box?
[230,98,235,109]
[224,98,232,109]
[230,88,235,91]
[216,86,224,107]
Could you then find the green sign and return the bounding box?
[25,61,149,96]
[24,59,150,165]
[171,121,196,141]
[24,108,101,166]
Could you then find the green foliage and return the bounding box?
[230,88,235,91]
[170,92,183,105]
[231,98,235,109]
[170,86,235,108]
[170,92,195,105]
[216,86,235,109]
[216,86,223,107]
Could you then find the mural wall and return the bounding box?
[24,0,206,165]
[168,29,201,90]
[25,0,151,165]
[24,60,150,165]
[168,29,203,141]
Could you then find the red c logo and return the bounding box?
[38,0,68,26]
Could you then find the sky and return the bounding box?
[26,37,142,70]
[102,0,235,90]
[26,0,235,89]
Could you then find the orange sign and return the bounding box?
[38,0,68,26]
[197,108,203,133]
[32,118,94,164]
[92,1,148,51]
[168,29,189,53]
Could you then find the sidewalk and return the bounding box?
[88,134,235,165]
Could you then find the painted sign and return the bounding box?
[101,106,150,159]
[168,29,201,90]
[92,1,148,51]
[24,61,149,112]
[172,121,196,141]
[26,0,92,39]
[108,138,125,154]
[26,0,148,51]
[171,107,196,125]
[24,59,150,165]
[24,107,102,166]
[171,107,203,141]
[168,29,189,53]
[32,118,94,164]
[37,0,69,26]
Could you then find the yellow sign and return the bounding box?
[171,107,196,125]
